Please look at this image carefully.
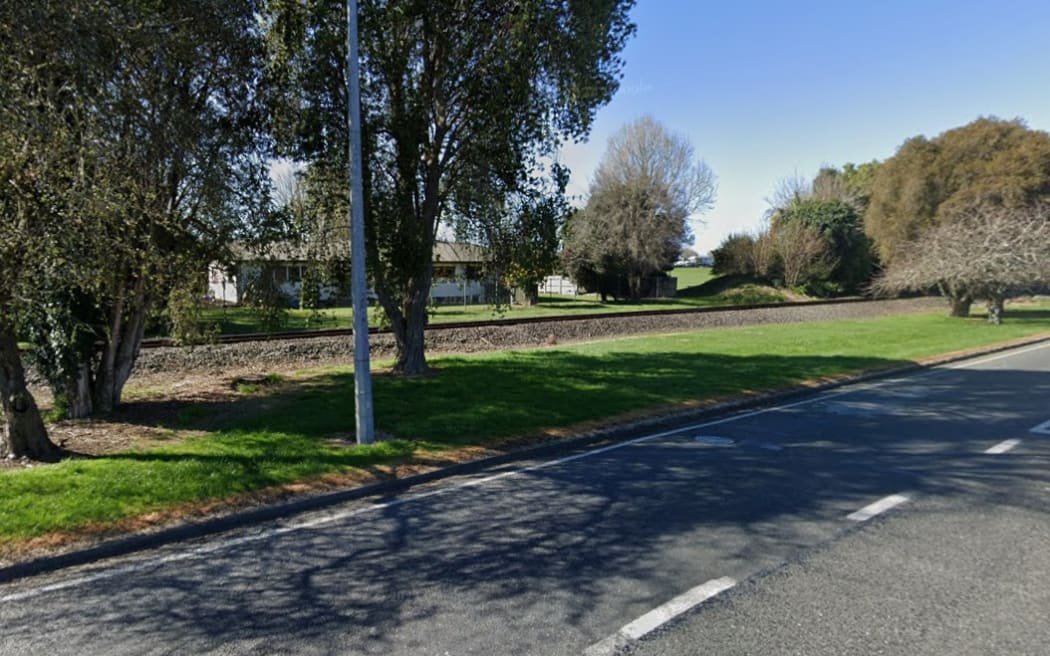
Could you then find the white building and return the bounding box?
[208,241,489,307]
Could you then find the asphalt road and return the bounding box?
[1,340,1049,655]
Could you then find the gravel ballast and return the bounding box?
[132,297,945,376]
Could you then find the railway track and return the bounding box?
[138,297,873,348]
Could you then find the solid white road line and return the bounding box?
[942,339,1050,371]
[583,577,737,656]
[3,340,1047,602]
[985,439,1022,454]
[847,494,910,522]
[1029,419,1050,435]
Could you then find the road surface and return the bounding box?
[1,340,1048,655]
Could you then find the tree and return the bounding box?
[267,0,636,374]
[460,167,570,306]
[775,197,874,295]
[25,0,269,417]
[872,203,1050,323]
[0,1,110,458]
[711,234,757,276]
[563,116,716,299]
[838,161,881,211]
[2,0,268,457]
[769,219,829,288]
[765,168,876,295]
[866,118,1050,265]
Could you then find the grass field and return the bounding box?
[198,267,753,335]
[2,307,1048,546]
[670,265,716,290]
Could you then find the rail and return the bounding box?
[138,297,874,348]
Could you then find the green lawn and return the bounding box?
[3,307,1048,545]
[671,265,716,290]
[198,267,752,336]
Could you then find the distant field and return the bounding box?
[671,265,716,290]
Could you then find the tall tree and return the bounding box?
[25,0,269,417]
[563,116,716,299]
[0,1,110,458]
[866,118,1050,263]
[267,0,635,374]
[764,167,877,295]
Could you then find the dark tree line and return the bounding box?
[712,117,1050,318]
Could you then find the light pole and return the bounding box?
[346,0,374,444]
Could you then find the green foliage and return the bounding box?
[266,0,637,373]
[839,161,881,210]
[565,116,716,300]
[166,282,220,347]
[458,166,571,307]
[711,234,758,276]
[3,0,271,421]
[776,198,875,295]
[714,284,787,305]
[241,269,291,333]
[866,117,1050,263]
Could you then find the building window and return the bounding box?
[433,265,456,281]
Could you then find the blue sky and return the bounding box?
[558,0,1050,253]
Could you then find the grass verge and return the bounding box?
[3,307,1049,551]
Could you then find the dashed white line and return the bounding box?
[985,439,1022,454]
[1029,419,1050,435]
[847,494,910,522]
[584,577,737,656]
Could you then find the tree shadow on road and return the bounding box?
[4,358,1050,654]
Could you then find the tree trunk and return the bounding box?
[93,282,150,413]
[986,296,1005,325]
[523,283,539,306]
[0,328,62,462]
[63,363,94,419]
[948,295,973,318]
[393,286,430,375]
[376,274,431,376]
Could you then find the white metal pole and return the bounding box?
[346,0,374,445]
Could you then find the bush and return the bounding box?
[712,233,757,276]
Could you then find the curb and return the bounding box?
[2,332,1048,584]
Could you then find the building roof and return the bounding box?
[230,240,486,264]
[432,241,486,263]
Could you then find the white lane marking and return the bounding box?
[985,439,1022,454]
[583,577,737,656]
[622,577,737,639]
[847,494,910,522]
[4,340,1047,602]
[1029,419,1050,435]
[941,339,1050,371]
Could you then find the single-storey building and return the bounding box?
[208,241,489,307]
